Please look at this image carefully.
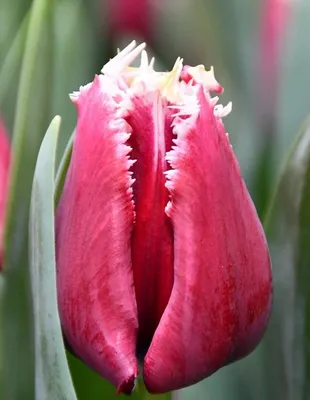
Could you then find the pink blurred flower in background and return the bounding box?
[56,42,273,394]
[106,0,154,43]
[0,118,11,269]
[258,0,291,124]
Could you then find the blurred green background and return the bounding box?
[1,0,310,399]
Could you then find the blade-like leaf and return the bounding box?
[52,0,98,160]
[30,116,77,400]
[0,11,28,108]
[262,117,310,400]
[55,131,74,206]
[298,147,310,399]
[1,0,53,398]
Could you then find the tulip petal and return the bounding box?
[56,75,138,394]
[143,86,272,393]
[0,118,11,269]
[127,91,174,354]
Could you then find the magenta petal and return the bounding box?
[56,76,138,394]
[143,86,272,393]
[0,117,11,270]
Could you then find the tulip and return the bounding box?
[56,41,272,394]
[106,0,153,43]
[0,118,11,270]
[257,0,290,126]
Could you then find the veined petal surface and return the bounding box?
[144,86,272,393]
[56,75,138,394]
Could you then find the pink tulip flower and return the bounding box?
[106,0,153,43]
[258,0,290,122]
[56,42,272,394]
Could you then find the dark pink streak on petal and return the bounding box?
[0,118,11,269]
[127,91,174,353]
[56,75,138,394]
[144,87,272,393]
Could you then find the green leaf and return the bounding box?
[262,117,310,400]
[250,136,275,219]
[55,131,74,206]
[298,148,310,399]
[0,11,28,108]
[30,116,77,400]
[52,0,98,161]
[1,0,54,398]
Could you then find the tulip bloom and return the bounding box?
[106,0,153,42]
[258,0,290,124]
[56,42,272,394]
[0,118,10,269]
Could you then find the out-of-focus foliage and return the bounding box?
[263,118,310,400]
[1,0,54,397]
[30,116,77,400]
[1,0,310,399]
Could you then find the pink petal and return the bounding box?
[143,86,272,393]
[0,117,11,270]
[56,75,138,394]
[127,91,174,353]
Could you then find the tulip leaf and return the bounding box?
[1,0,54,397]
[55,131,74,205]
[299,154,310,398]
[262,117,310,400]
[30,116,77,400]
[0,11,28,108]
[52,0,98,157]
